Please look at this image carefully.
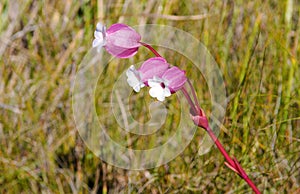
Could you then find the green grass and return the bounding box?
[0,0,299,193]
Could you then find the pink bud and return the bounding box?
[105,23,141,58]
[162,67,187,92]
[191,108,209,129]
[138,57,169,83]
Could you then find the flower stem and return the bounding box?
[205,126,235,167]
[181,87,198,115]
[187,79,200,111]
[182,83,260,193]
[139,39,260,193]
[205,126,260,193]
[139,42,162,57]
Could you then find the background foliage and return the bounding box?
[0,0,299,193]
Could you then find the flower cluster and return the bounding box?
[126,57,186,101]
[93,23,187,101]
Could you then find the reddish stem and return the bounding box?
[181,86,198,115]
[182,82,260,193]
[139,42,162,57]
[205,126,235,167]
[139,42,260,193]
[198,121,261,193]
[187,79,200,110]
[244,176,261,194]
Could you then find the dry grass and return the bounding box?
[0,0,299,193]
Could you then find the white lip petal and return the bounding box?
[94,31,103,39]
[92,38,103,48]
[148,77,162,87]
[148,77,171,101]
[157,95,165,102]
[126,65,144,92]
[149,86,163,98]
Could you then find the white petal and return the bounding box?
[133,85,143,92]
[148,78,162,87]
[93,38,103,48]
[126,66,144,92]
[149,86,163,98]
[149,84,171,101]
[157,95,165,102]
[94,31,103,39]
[126,65,135,76]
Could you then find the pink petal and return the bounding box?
[106,23,141,48]
[138,57,169,82]
[106,23,129,34]
[162,66,187,92]
[106,29,141,48]
[114,48,139,58]
[104,23,141,58]
[105,44,139,58]
[106,30,141,48]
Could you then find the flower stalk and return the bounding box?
[140,41,261,193]
[187,82,261,194]
[93,22,261,193]
[139,42,162,57]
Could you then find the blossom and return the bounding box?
[126,57,169,92]
[148,67,187,101]
[138,57,169,83]
[160,66,187,92]
[126,57,186,101]
[93,23,141,58]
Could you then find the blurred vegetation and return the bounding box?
[0,0,299,193]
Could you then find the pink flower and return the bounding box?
[138,57,170,83]
[126,57,187,101]
[126,57,169,92]
[93,23,141,58]
[161,66,187,92]
[148,67,187,101]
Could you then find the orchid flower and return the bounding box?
[93,23,141,58]
[126,57,169,93]
[138,57,170,84]
[126,57,186,101]
[148,67,187,101]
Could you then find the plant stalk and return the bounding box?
[140,42,162,57]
